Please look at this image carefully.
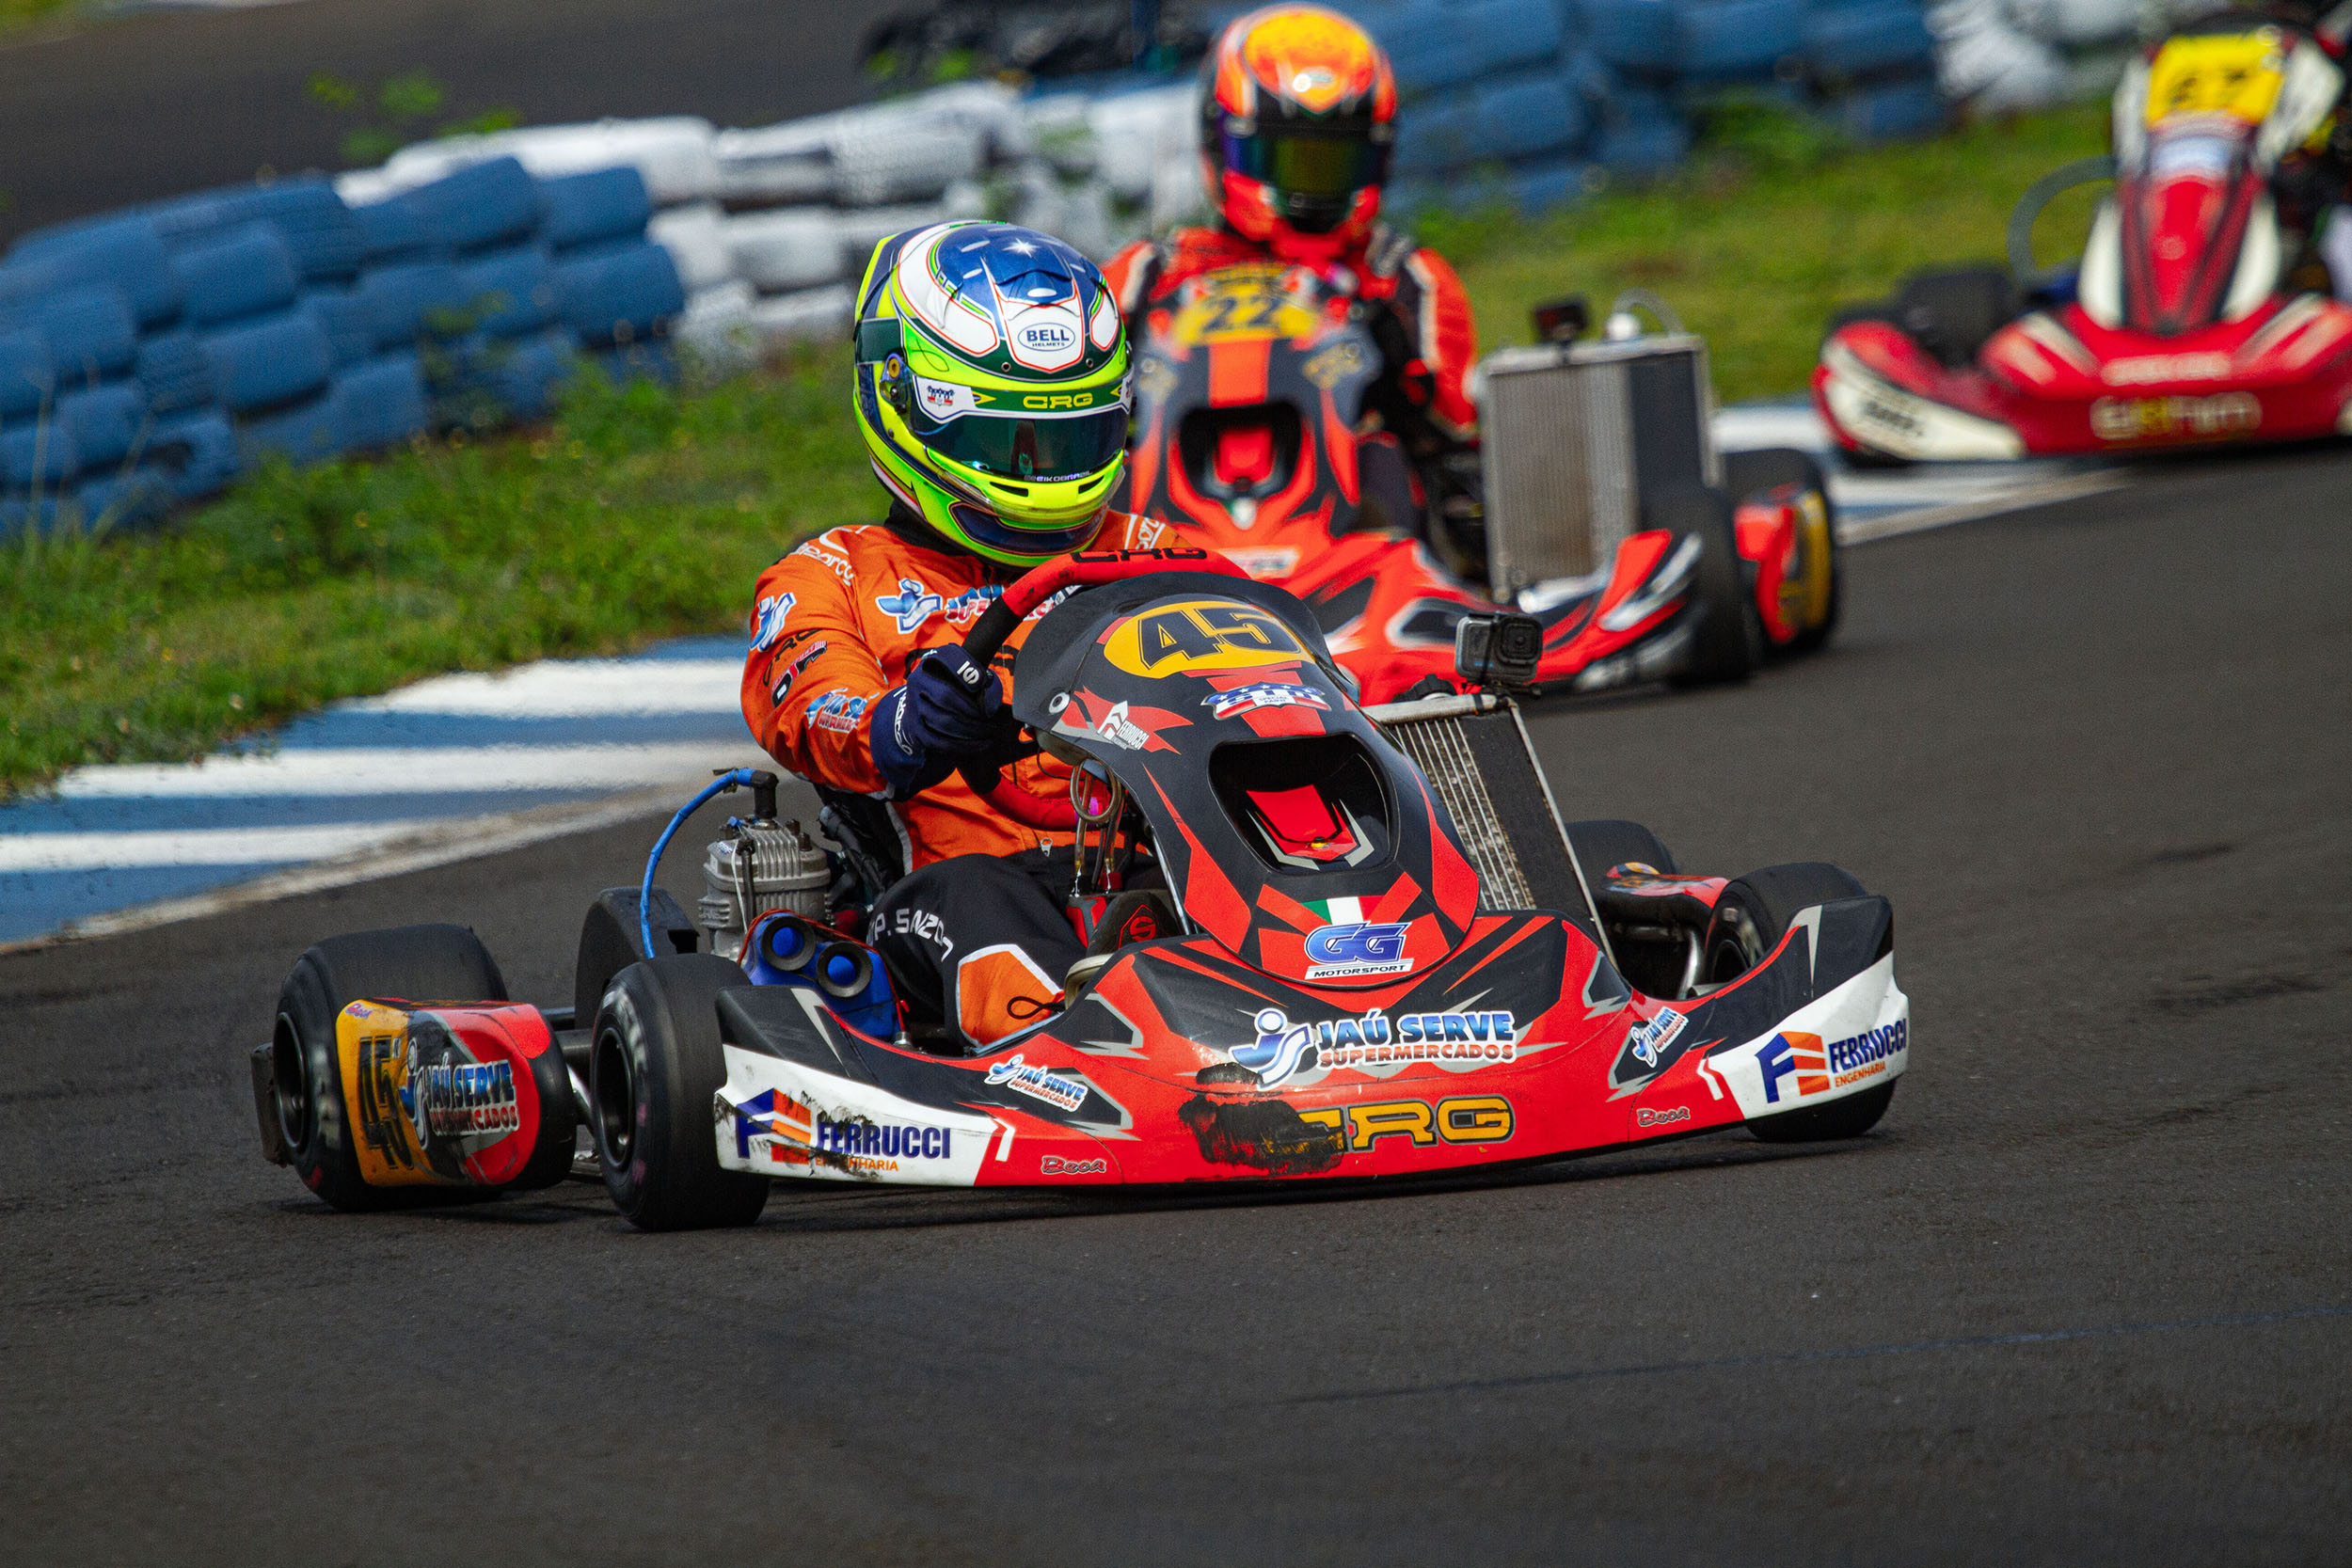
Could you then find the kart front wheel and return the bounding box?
[592,955,769,1233]
[1701,863,1896,1142]
[1723,447,1840,655]
[273,924,508,1212]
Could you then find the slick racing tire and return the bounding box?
[1653,485,1760,688]
[592,955,769,1232]
[1723,447,1840,656]
[1702,863,1896,1142]
[1564,819,1677,879]
[273,925,508,1212]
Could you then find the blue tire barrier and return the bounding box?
[1465,0,1569,76]
[456,245,562,339]
[146,178,366,284]
[329,353,431,449]
[454,327,576,424]
[540,166,655,253]
[1585,0,1677,72]
[1391,91,1481,175]
[201,308,336,415]
[171,224,301,329]
[74,466,176,531]
[353,198,433,267]
[1506,154,1601,212]
[150,408,242,499]
[1,285,139,388]
[1834,74,1947,139]
[1676,0,1805,79]
[302,289,377,370]
[357,261,470,348]
[0,493,59,541]
[1359,3,1490,92]
[1595,97,1693,170]
[237,388,347,467]
[0,327,54,421]
[1803,0,1936,80]
[396,157,544,257]
[5,215,184,330]
[1559,47,1619,112]
[1479,70,1590,161]
[2,416,78,487]
[55,381,149,472]
[133,331,215,415]
[556,240,686,349]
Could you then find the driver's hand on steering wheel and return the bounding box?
[869,646,1025,800]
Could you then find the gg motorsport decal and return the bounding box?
[1298,896,1410,980]
[1239,1005,1518,1085]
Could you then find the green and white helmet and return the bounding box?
[851,221,1132,568]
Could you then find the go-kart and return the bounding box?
[1118,263,1840,703]
[250,549,1907,1231]
[1815,21,2352,460]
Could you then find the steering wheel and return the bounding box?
[947,546,1248,829]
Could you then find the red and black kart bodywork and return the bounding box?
[255,554,1904,1220]
[1120,263,1836,702]
[1815,24,2352,461]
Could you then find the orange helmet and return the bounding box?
[1200,4,1398,260]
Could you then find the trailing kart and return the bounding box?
[1118,263,1840,701]
[251,549,1907,1231]
[1816,21,2352,461]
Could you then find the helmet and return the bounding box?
[851,221,1132,569]
[1200,4,1398,260]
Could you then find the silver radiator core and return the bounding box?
[1377,700,1535,910]
[1476,335,1719,601]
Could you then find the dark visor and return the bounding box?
[910,404,1130,483]
[1220,119,1389,199]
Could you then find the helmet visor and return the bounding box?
[910,403,1131,483]
[1221,119,1388,199]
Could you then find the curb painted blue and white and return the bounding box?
[0,406,2122,952]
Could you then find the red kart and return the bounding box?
[253,550,1908,1230]
[1119,264,1840,703]
[1816,24,2352,461]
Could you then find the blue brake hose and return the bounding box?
[641,768,762,957]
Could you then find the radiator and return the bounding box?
[1476,335,1721,600]
[1367,692,1600,938]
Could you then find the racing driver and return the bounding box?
[740,220,1160,1054]
[1100,3,1546,699]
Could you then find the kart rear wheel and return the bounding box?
[1654,485,1759,688]
[592,954,768,1232]
[1701,863,1894,1142]
[273,925,508,1212]
[1723,447,1840,655]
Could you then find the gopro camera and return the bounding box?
[1454,613,1545,691]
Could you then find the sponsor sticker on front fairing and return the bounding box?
[1204,682,1329,721]
[1040,1154,1107,1176]
[1238,1006,1518,1085]
[1304,920,1411,980]
[1627,1008,1687,1069]
[983,1053,1089,1112]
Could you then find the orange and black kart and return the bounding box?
[252,550,1907,1231]
[1118,264,1840,704]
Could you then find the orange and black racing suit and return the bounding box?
[741,503,1162,1049]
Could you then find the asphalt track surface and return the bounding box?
[5,446,2349,1564]
[0,0,874,245]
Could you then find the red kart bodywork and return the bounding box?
[1817,29,2352,461]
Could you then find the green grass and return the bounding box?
[0,101,2114,799]
[1436,98,2110,401]
[2,358,872,796]
[0,0,80,37]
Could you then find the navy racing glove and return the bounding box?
[868,646,1023,800]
